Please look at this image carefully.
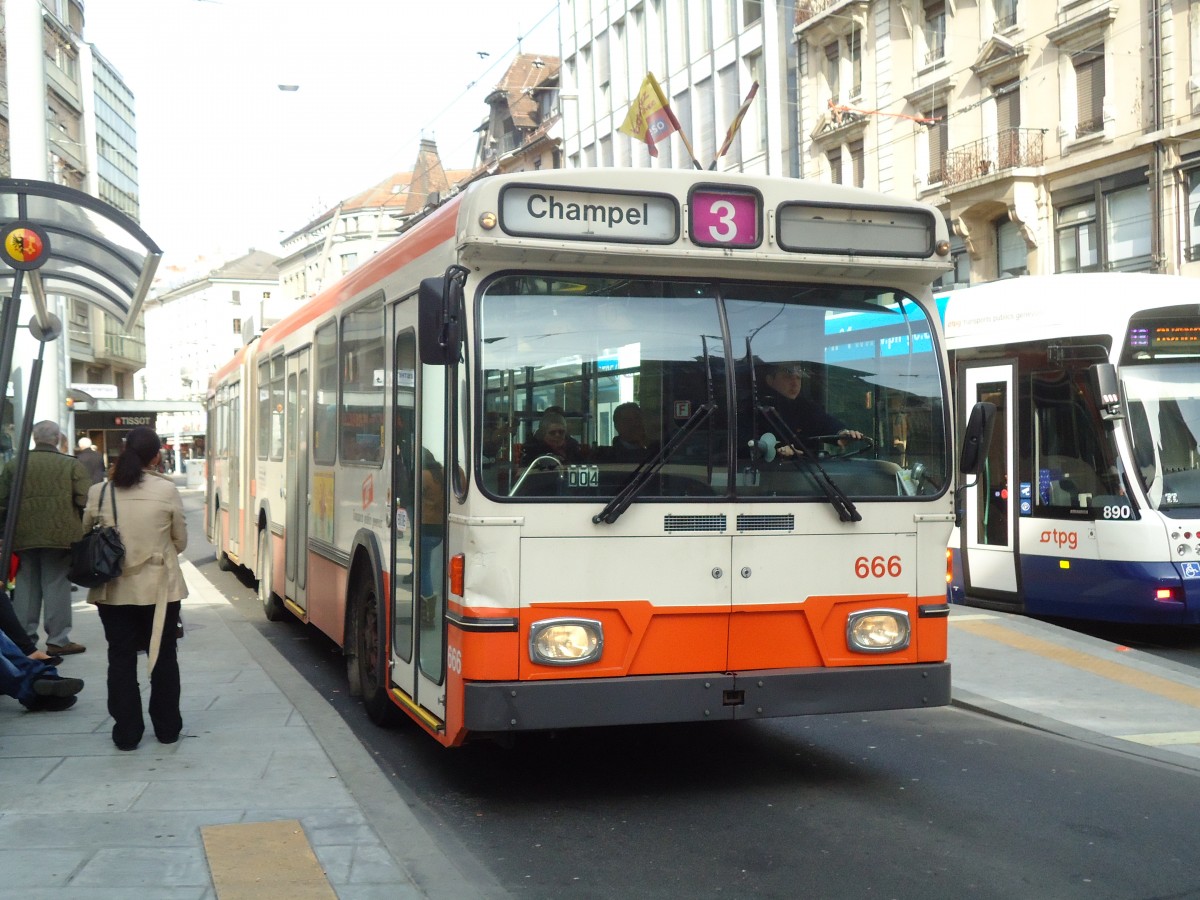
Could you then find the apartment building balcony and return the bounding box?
[795,0,869,41]
[95,322,145,368]
[796,0,857,25]
[937,128,1044,188]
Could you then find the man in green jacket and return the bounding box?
[0,421,91,655]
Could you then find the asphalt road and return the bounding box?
[182,491,1200,899]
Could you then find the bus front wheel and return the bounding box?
[350,572,399,727]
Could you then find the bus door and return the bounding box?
[226,382,242,559]
[960,362,1019,598]
[389,326,446,722]
[285,349,311,611]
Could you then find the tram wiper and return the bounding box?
[593,402,717,525]
[756,404,862,523]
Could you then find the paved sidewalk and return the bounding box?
[0,560,505,900]
[5,551,1200,897]
[949,606,1200,773]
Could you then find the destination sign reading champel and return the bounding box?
[499,185,679,244]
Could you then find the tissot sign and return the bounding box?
[499,185,679,243]
[77,413,157,429]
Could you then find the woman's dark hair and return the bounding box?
[112,427,162,488]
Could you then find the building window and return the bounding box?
[828,150,843,185]
[849,140,864,187]
[995,0,1017,30]
[695,77,714,167]
[743,0,762,26]
[934,234,970,291]
[995,80,1021,168]
[825,42,840,103]
[996,219,1029,277]
[232,318,242,334]
[1104,185,1152,271]
[745,51,767,156]
[1073,45,1104,137]
[1186,168,1200,261]
[718,63,742,167]
[1055,176,1151,273]
[926,106,948,184]
[849,27,863,99]
[1056,200,1098,272]
[923,0,946,65]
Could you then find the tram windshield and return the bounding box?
[1123,364,1200,513]
[477,274,948,503]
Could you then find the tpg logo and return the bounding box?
[1040,529,1078,551]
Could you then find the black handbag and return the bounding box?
[68,482,125,587]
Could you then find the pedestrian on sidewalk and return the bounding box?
[0,420,90,656]
[85,427,188,751]
[75,436,106,485]
[0,588,61,664]
[0,624,83,711]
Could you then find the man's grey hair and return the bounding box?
[32,420,61,446]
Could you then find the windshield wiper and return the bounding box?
[756,403,862,523]
[593,402,716,525]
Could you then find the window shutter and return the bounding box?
[996,82,1019,132]
[1074,47,1104,134]
[927,107,947,181]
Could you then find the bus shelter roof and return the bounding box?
[0,179,162,331]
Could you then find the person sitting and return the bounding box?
[520,411,585,466]
[0,624,83,711]
[758,362,862,458]
[481,411,511,464]
[607,402,660,462]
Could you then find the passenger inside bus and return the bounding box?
[420,450,445,628]
[481,411,511,464]
[520,410,586,466]
[757,361,862,456]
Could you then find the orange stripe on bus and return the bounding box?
[255,199,461,356]
[439,595,948,681]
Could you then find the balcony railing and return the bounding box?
[796,0,844,25]
[936,127,1044,187]
[99,329,146,367]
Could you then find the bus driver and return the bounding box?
[759,362,862,458]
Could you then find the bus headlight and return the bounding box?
[846,609,911,653]
[529,618,603,665]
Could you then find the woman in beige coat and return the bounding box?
[83,427,188,751]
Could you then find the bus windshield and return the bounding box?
[478,274,947,502]
[1123,364,1200,513]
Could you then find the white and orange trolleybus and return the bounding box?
[207,168,977,747]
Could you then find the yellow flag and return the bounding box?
[618,74,680,158]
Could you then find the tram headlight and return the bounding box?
[846,609,911,653]
[529,618,603,665]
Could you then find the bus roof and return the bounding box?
[939,273,1194,348]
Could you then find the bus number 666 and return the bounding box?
[855,555,902,578]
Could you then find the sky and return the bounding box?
[82,0,560,268]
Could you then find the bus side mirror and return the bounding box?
[1088,362,1123,420]
[418,266,467,366]
[958,401,996,476]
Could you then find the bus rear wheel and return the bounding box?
[351,572,399,727]
[257,529,284,622]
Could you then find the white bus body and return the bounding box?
[943,273,1200,623]
[209,168,958,746]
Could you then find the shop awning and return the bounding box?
[0,178,162,331]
